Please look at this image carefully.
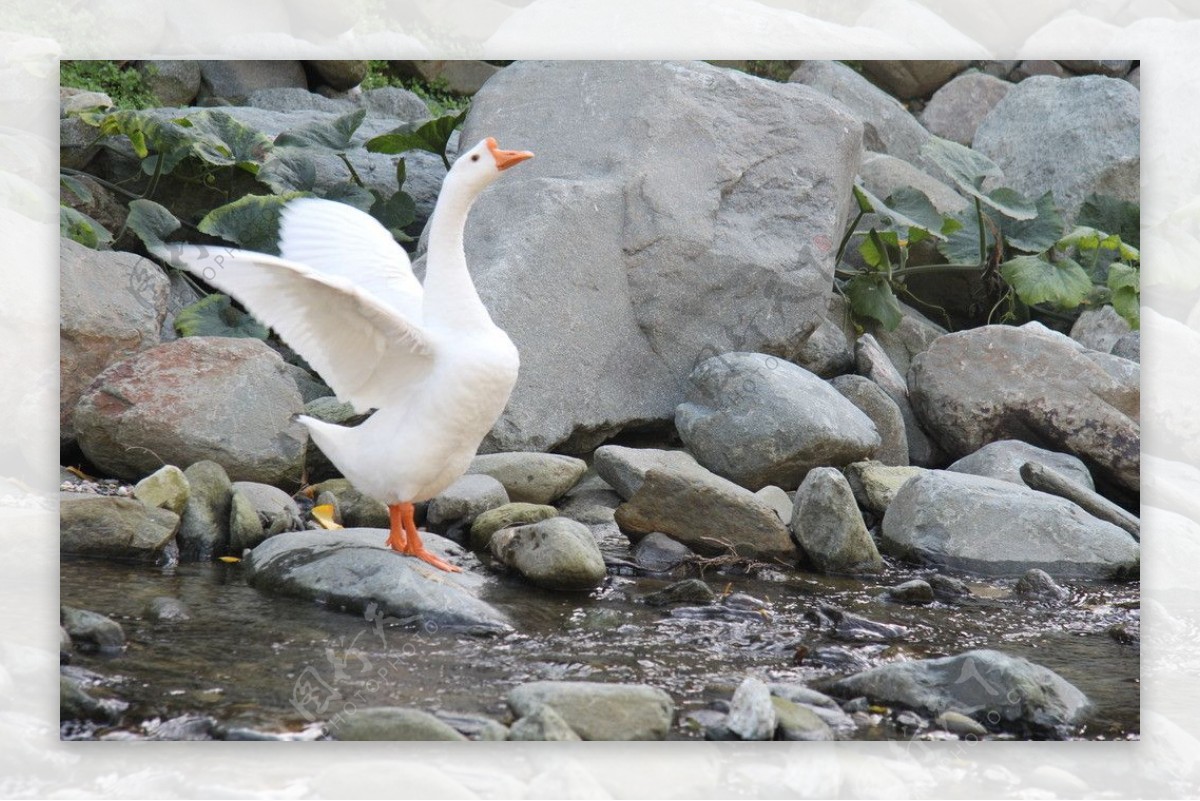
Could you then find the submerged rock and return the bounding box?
[60,494,178,561]
[490,518,607,591]
[806,604,908,642]
[327,707,467,741]
[631,531,695,573]
[642,578,715,607]
[508,704,581,741]
[61,607,125,654]
[506,680,675,741]
[1014,568,1071,603]
[881,579,935,605]
[881,470,1139,579]
[177,460,232,561]
[245,529,509,634]
[825,649,1092,737]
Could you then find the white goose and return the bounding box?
[171,137,533,572]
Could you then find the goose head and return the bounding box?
[448,137,534,196]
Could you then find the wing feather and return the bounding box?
[169,245,434,413]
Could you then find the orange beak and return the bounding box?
[486,137,534,171]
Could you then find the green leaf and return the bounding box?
[60,174,94,204]
[938,205,995,264]
[858,229,893,271]
[274,108,367,151]
[365,108,468,165]
[1058,225,1140,263]
[369,189,417,241]
[1107,263,1140,329]
[921,136,1036,220]
[176,110,273,173]
[844,273,903,330]
[1003,191,1064,253]
[60,206,113,249]
[321,182,376,212]
[197,192,307,254]
[173,293,269,339]
[1000,254,1092,309]
[1078,193,1140,248]
[853,184,947,241]
[851,184,874,214]
[125,198,181,260]
[257,146,319,193]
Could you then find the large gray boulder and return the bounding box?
[246,529,509,633]
[973,75,1139,222]
[789,60,929,164]
[790,467,883,573]
[467,452,586,504]
[825,649,1091,737]
[908,325,1139,490]
[830,374,909,467]
[196,60,308,104]
[506,681,675,740]
[74,337,308,486]
[881,470,1139,579]
[1070,306,1132,354]
[60,239,169,444]
[855,334,942,467]
[920,71,1013,146]
[614,464,797,564]
[457,60,863,452]
[591,445,705,500]
[676,352,880,490]
[947,439,1095,490]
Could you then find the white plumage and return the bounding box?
[171,136,533,571]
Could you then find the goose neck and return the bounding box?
[423,175,492,328]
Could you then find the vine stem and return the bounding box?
[975,195,987,265]
[834,209,865,265]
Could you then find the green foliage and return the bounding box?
[359,61,472,116]
[125,198,181,259]
[366,108,469,169]
[173,293,269,339]
[60,206,113,249]
[835,135,1140,331]
[60,60,158,109]
[197,193,306,254]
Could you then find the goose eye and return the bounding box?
[471,154,480,162]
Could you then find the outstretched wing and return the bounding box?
[169,245,434,413]
[278,197,423,325]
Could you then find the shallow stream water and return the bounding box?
[60,555,1139,741]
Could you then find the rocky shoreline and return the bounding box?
[60,59,1140,741]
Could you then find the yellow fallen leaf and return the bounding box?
[311,503,343,530]
[66,466,92,480]
[218,556,241,563]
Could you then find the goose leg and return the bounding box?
[386,503,409,551]
[392,502,461,573]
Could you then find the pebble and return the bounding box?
[508,704,582,741]
[881,579,935,605]
[643,578,715,607]
[61,606,125,653]
[469,502,558,551]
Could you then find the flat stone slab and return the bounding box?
[245,529,510,634]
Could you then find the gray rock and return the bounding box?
[860,60,971,100]
[244,87,354,114]
[772,697,835,741]
[61,90,113,115]
[136,60,201,105]
[920,72,1012,146]
[231,481,303,538]
[459,60,861,452]
[831,375,909,466]
[1070,306,1132,354]
[197,60,308,104]
[856,333,942,467]
[789,60,929,164]
[60,494,178,561]
[508,704,581,741]
[677,352,880,491]
[807,604,908,642]
[614,466,797,563]
[881,470,1139,579]
[426,474,509,533]
[790,467,883,573]
[934,710,988,737]
[592,445,704,500]
[555,474,622,526]
[1111,331,1140,362]
[60,115,101,169]
[467,452,587,504]
[1014,568,1070,602]
[434,712,509,741]
[929,573,972,600]
[881,579,935,605]
[327,707,467,741]
[631,532,695,573]
[642,578,715,607]
[60,239,169,444]
[490,518,607,591]
[1019,462,1139,540]
[74,337,308,486]
[309,479,388,529]
[726,677,776,740]
[1011,60,1070,81]
[754,485,793,524]
[282,363,331,404]
[858,152,968,215]
[909,325,1139,490]
[768,685,856,736]
[177,460,232,562]
[389,60,501,96]
[228,487,265,553]
[145,596,190,621]
[132,465,189,515]
[826,649,1091,736]
[506,681,675,741]
[246,529,508,633]
[843,461,927,517]
[305,60,369,91]
[792,294,855,377]
[468,502,557,551]
[1059,60,1134,77]
[61,606,125,653]
[948,440,1095,490]
[61,675,123,723]
[973,75,1139,222]
[360,87,432,123]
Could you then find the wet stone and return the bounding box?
[61,606,125,654]
[506,681,675,741]
[726,677,776,741]
[631,531,695,572]
[508,704,582,741]
[806,604,908,642]
[643,578,715,607]
[327,707,467,741]
[144,596,190,622]
[1014,568,1071,602]
[772,696,834,741]
[881,579,935,605]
